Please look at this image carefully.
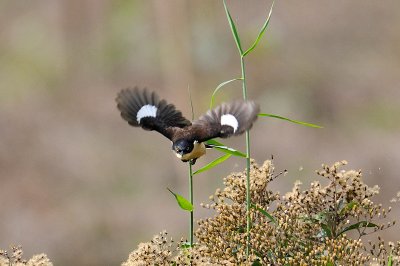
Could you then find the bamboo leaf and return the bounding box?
[193,154,231,175]
[243,1,275,57]
[213,146,246,157]
[251,204,276,224]
[167,188,193,211]
[223,0,243,55]
[338,221,378,236]
[205,139,225,146]
[180,242,192,249]
[258,113,323,128]
[321,223,332,238]
[251,259,262,266]
[339,201,358,215]
[206,139,246,157]
[210,78,243,109]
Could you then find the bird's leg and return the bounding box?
[189,158,197,165]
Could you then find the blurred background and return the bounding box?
[1,0,399,265]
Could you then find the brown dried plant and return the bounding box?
[123,160,400,265]
[0,245,52,266]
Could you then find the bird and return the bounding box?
[116,87,259,165]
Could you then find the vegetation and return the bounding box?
[0,246,52,266]
[121,160,400,265]
[2,161,400,265]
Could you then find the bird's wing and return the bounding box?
[192,100,260,142]
[116,87,191,140]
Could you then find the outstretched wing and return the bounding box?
[116,87,191,140]
[192,100,260,142]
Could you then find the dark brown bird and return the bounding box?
[116,87,259,164]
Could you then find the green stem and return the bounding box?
[189,163,194,246]
[241,56,248,100]
[240,55,251,256]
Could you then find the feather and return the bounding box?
[116,87,191,139]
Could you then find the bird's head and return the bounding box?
[172,139,194,158]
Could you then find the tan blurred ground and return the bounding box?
[1,1,399,265]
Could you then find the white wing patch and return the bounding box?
[221,114,239,133]
[137,104,158,123]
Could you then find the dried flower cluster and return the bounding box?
[0,245,52,266]
[196,159,279,264]
[195,160,399,265]
[4,161,399,265]
[122,231,214,265]
[122,231,175,266]
[125,160,400,265]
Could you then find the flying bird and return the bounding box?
[116,87,259,164]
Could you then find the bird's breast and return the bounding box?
[180,142,206,161]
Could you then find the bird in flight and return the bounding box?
[116,87,259,165]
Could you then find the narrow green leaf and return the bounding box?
[313,211,330,223]
[321,223,332,238]
[338,221,378,236]
[210,78,243,109]
[206,139,246,157]
[205,139,225,146]
[339,201,358,215]
[223,0,243,55]
[251,259,262,266]
[243,1,275,57]
[180,242,192,249]
[167,188,193,211]
[213,146,246,157]
[251,204,276,224]
[193,154,231,175]
[236,225,245,233]
[258,113,323,128]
